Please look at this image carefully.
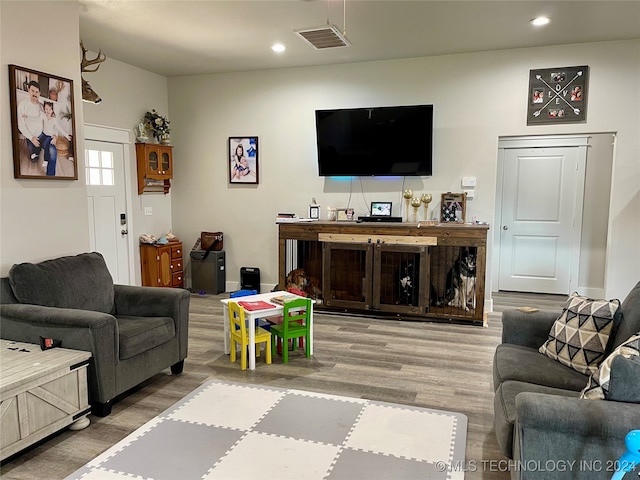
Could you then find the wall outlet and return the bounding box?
[144,207,153,216]
[462,176,477,188]
[464,189,475,199]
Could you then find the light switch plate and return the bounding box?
[464,189,475,199]
[462,176,477,188]
[144,207,153,216]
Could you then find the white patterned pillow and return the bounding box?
[539,292,620,375]
[581,333,640,400]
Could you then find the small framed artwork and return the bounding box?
[336,208,355,221]
[440,192,467,223]
[229,136,259,184]
[308,204,320,219]
[8,64,78,179]
[526,65,589,125]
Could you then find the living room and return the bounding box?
[1,1,639,479]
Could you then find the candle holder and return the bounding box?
[403,189,413,221]
[420,193,432,220]
[411,197,422,223]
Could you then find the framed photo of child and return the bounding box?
[228,136,259,184]
[8,65,78,180]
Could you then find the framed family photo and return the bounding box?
[228,136,259,184]
[8,65,78,180]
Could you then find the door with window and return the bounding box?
[85,139,131,284]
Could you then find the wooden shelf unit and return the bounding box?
[278,221,489,324]
[140,241,184,288]
[135,143,173,194]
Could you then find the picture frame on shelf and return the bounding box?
[8,65,78,180]
[440,192,467,223]
[336,208,355,221]
[229,136,258,184]
[309,204,320,220]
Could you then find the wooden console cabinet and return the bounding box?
[135,143,173,194]
[140,241,184,288]
[278,221,489,324]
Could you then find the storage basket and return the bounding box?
[201,231,223,251]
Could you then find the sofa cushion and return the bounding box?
[539,292,620,375]
[116,315,175,360]
[8,252,115,314]
[493,344,590,392]
[581,332,640,401]
[611,281,640,349]
[494,380,579,458]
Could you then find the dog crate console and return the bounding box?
[277,221,489,324]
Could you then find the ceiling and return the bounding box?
[78,1,640,77]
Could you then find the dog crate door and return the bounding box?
[372,244,429,315]
[323,242,373,310]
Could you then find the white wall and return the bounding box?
[83,56,171,285]
[1,1,638,301]
[169,40,640,300]
[1,1,89,275]
[1,1,170,286]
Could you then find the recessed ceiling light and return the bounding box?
[530,16,551,26]
[271,43,286,53]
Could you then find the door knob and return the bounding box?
[121,229,128,235]
[503,225,508,230]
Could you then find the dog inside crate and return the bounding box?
[398,259,419,306]
[430,246,477,312]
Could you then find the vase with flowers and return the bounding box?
[144,109,171,143]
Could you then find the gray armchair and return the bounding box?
[493,281,640,480]
[0,252,190,416]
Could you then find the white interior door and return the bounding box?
[85,139,131,284]
[498,145,585,294]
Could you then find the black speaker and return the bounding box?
[240,267,260,293]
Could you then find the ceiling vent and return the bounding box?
[295,25,351,50]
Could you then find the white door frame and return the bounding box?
[84,124,136,285]
[493,134,589,294]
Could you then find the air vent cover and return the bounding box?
[295,25,350,49]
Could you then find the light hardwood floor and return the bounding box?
[0,291,567,480]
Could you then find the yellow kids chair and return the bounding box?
[228,301,271,370]
[270,298,311,363]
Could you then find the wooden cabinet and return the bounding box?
[278,222,489,324]
[140,241,184,288]
[135,143,173,194]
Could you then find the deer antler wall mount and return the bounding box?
[80,40,106,104]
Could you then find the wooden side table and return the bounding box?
[0,339,92,461]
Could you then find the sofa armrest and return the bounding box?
[513,393,640,480]
[0,303,119,403]
[502,309,559,348]
[608,355,640,403]
[113,285,190,360]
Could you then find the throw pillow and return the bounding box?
[539,292,621,375]
[581,333,640,400]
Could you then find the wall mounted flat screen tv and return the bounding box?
[315,104,433,177]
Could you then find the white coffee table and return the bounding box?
[0,339,92,461]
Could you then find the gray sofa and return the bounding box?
[0,252,190,416]
[493,281,640,480]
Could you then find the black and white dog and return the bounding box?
[445,247,477,311]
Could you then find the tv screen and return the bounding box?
[315,104,433,177]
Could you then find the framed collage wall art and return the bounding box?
[527,65,589,126]
[228,136,259,184]
[8,64,78,180]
